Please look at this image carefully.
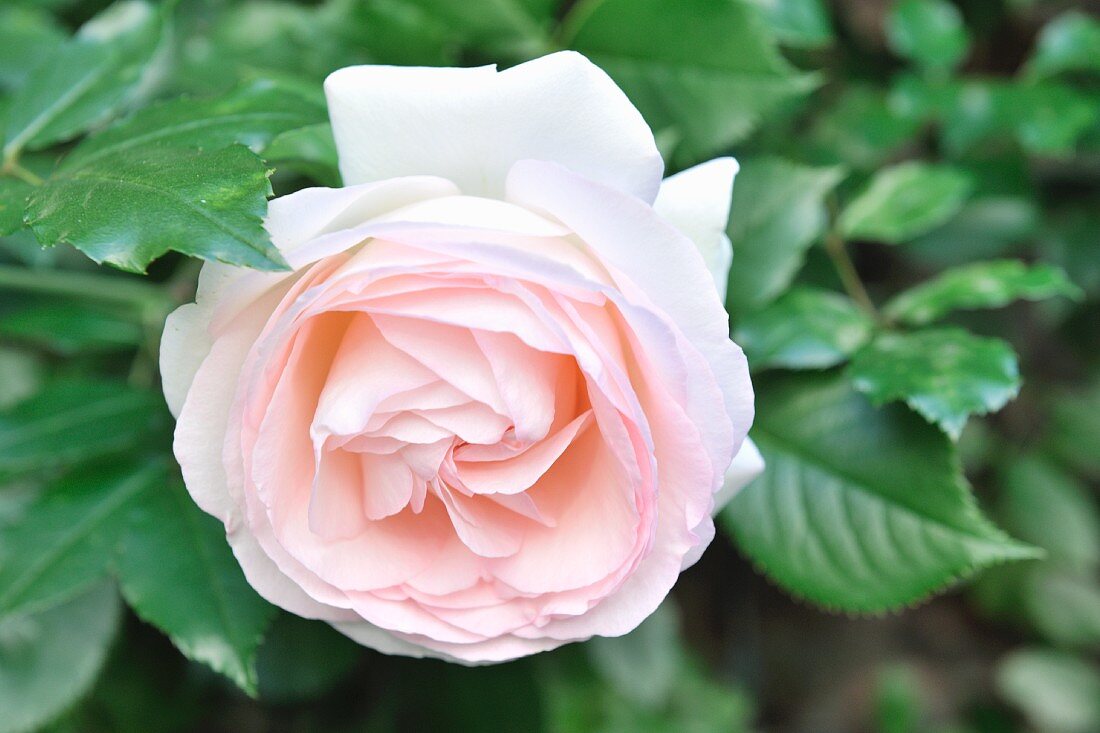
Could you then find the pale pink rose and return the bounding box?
[161,52,762,664]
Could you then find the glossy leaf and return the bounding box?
[0,7,64,91]
[887,0,970,73]
[1,1,166,159]
[753,0,833,49]
[264,123,340,187]
[117,479,275,696]
[0,581,121,733]
[734,287,874,370]
[723,372,1038,611]
[565,0,815,160]
[63,80,328,171]
[0,41,117,160]
[0,179,31,236]
[0,379,167,477]
[848,328,1020,439]
[839,162,972,244]
[884,260,1082,325]
[0,460,164,617]
[725,158,844,313]
[27,144,286,273]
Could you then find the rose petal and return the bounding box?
[653,158,738,300]
[325,51,663,201]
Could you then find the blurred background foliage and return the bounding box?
[0,0,1098,731]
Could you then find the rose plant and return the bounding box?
[162,52,762,663]
[0,1,1088,728]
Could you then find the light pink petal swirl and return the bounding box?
[163,52,759,664]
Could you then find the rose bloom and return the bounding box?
[162,52,762,664]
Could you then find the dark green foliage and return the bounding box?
[0,0,1097,730]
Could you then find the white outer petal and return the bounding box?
[653,158,738,301]
[324,51,664,201]
[713,437,764,513]
[160,303,210,418]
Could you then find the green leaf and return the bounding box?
[725,158,845,313]
[997,456,1100,571]
[565,0,815,161]
[1025,11,1100,79]
[0,379,167,477]
[887,0,970,73]
[923,78,1100,155]
[722,372,1038,612]
[996,649,1100,733]
[1,1,167,159]
[0,40,117,160]
[117,478,276,696]
[884,260,1083,326]
[1023,569,1100,649]
[256,614,360,703]
[0,6,65,92]
[0,299,144,354]
[26,144,286,273]
[906,197,1040,268]
[63,80,328,171]
[0,460,164,617]
[982,454,1100,648]
[586,603,680,708]
[65,623,209,733]
[377,0,557,58]
[734,287,874,370]
[0,458,273,694]
[839,162,972,244]
[935,78,1014,154]
[0,581,121,733]
[848,328,1020,439]
[1039,207,1100,298]
[1046,379,1100,479]
[807,86,922,170]
[0,179,31,236]
[750,0,833,49]
[341,0,457,67]
[1014,83,1099,155]
[264,122,340,187]
[544,646,754,733]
